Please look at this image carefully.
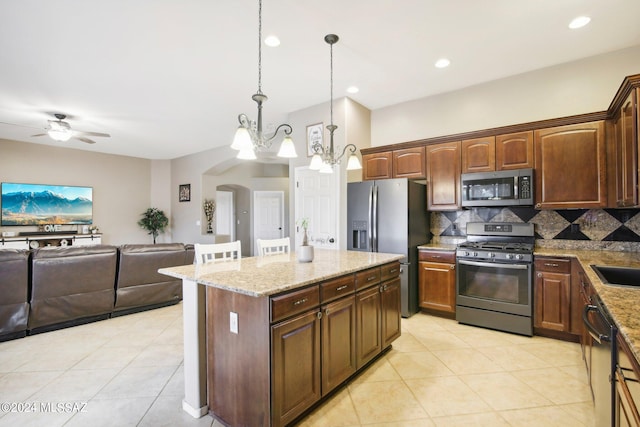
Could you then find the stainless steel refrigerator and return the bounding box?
[347,178,430,317]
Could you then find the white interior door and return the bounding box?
[294,167,339,249]
[253,191,284,254]
[216,190,235,242]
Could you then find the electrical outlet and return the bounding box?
[230,312,238,334]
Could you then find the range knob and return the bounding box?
[473,252,478,257]
[515,254,524,260]
[488,252,495,258]
[506,253,514,260]
[464,251,471,257]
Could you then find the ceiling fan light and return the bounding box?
[309,154,324,170]
[231,126,253,151]
[237,147,257,160]
[346,153,362,170]
[277,136,297,158]
[47,128,72,141]
[319,162,333,174]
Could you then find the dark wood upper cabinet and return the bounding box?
[426,141,461,211]
[495,131,534,170]
[608,90,638,207]
[461,137,495,173]
[392,147,425,178]
[362,151,392,181]
[462,132,533,173]
[534,121,607,209]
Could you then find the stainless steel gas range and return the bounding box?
[456,222,535,336]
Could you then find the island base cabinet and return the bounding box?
[321,296,357,395]
[356,285,382,369]
[271,309,322,427]
[381,277,401,348]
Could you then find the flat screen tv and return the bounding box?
[1,182,93,226]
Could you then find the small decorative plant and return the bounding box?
[138,208,169,244]
[298,218,310,246]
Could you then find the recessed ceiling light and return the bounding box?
[435,58,450,69]
[347,86,359,94]
[264,35,280,47]
[569,16,591,29]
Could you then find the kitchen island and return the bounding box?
[159,249,404,427]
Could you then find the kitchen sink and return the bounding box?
[591,265,640,287]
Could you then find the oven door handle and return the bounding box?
[457,259,529,270]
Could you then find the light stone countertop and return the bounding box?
[159,249,404,298]
[535,248,640,363]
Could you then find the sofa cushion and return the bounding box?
[0,249,30,337]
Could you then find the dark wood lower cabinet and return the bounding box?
[356,285,382,369]
[321,295,357,395]
[381,277,401,348]
[271,309,322,427]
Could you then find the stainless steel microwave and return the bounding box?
[461,168,534,207]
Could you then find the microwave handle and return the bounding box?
[514,176,519,199]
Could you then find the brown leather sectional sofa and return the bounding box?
[0,243,194,340]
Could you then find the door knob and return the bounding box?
[329,238,335,243]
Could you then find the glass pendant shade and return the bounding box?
[237,147,257,160]
[276,136,297,158]
[309,154,323,170]
[346,153,362,170]
[319,162,333,174]
[231,126,253,151]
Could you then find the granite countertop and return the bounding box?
[417,243,458,251]
[535,248,640,363]
[159,249,404,297]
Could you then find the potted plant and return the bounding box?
[297,218,314,262]
[137,207,169,244]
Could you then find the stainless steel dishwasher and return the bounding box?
[583,294,617,427]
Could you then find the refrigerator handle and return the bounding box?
[372,185,378,252]
[368,185,373,251]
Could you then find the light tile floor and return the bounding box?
[0,303,595,426]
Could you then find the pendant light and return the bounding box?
[308,34,361,173]
[230,0,297,159]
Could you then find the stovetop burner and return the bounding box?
[456,222,535,262]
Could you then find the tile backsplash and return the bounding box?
[431,207,640,252]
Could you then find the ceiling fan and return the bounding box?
[0,113,110,144]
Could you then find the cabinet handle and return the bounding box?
[544,263,559,267]
[293,298,308,306]
[389,268,398,273]
[535,203,542,208]
[367,276,377,282]
[336,285,348,291]
[325,308,330,316]
[432,255,441,258]
[380,284,388,292]
[317,312,323,320]
[537,273,543,278]
[450,265,455,270]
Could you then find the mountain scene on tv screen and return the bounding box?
[2,190,92,225]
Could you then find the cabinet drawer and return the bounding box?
[419,250,455,263]
[271,286,320,323]
[380,262,401,282]
[321,274,355,303]
[534,257,571,274]
[355,267,381,290]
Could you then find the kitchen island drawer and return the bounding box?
[321,274,355,303]
[271,285,320,323]
[355,267,381,290]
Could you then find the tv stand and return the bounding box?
[0,233,102,250]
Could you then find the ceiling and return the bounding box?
[1,0,639,160]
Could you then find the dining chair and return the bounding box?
[194,240,242,264]
[256,237,290,256]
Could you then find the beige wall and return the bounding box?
[0,139,153,245]
[371,45,640,148]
